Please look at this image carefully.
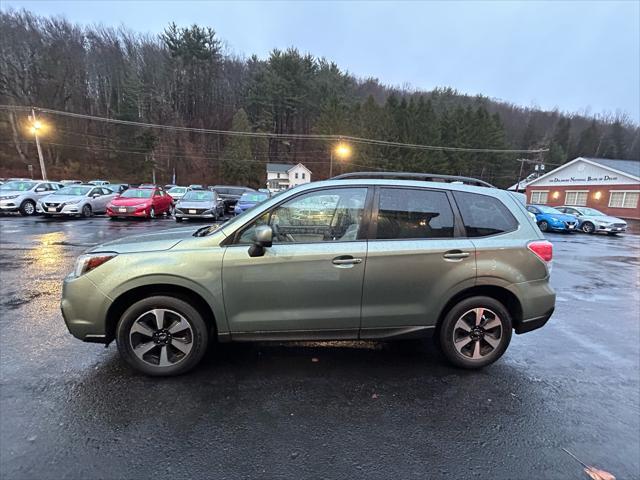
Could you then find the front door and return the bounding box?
[360,187,476,332]
[222,187,370,335]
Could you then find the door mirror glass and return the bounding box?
[35,187,45,192]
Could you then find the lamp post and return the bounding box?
[29,109,47,180]
[330,142,352,177]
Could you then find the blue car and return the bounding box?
[526,204,579,233]
[234,191,270,215]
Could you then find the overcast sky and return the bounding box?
[5,0,640,123]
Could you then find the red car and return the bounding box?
[107,187,174,219]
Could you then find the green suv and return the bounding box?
[61,173,556,376]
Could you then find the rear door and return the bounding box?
[360,187,476,333]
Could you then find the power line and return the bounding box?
[1,105,549,155]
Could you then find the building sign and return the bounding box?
[547,174,618,184]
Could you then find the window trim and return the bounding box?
[608,190,639,209]
[564,190,589,206]
[367,186,463,242]
[530,190,549,204]
[225,185,374,246]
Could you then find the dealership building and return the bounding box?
[525,157,640,220]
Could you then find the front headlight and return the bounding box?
[1,195,19,200]
[73,252,117,277]
[133,203,147,208]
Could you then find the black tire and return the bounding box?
[116,295,209,376]
[582,222,595,234]
[82,204,92,218]
[439,296,512,369]
[607,232,618,236]
[148,207,155,219]
[109,216,119,221]
[539,220,549,232]
[19,200,36,216]
[176,217,183,223]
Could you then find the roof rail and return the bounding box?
[330,171,495,188]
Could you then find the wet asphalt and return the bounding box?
[0,214,638,480]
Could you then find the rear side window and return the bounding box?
[453,191,518,237]
[375,188,454,239]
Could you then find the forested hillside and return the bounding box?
[1,10,638,187]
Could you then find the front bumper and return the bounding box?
[175,209,216,219]
[0,200,20,212]
[37,203,83,215]
[61,273,113,342]
[107,206,149,217]
[596,225,627,233]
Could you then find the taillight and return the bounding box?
[528,240,553,262]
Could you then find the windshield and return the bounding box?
[120,189,153,198]
[0,181,37,191]
[168,187,186,194]
[578,207,604,216]
[537,205,562,214]
[54,186,91,196]
[240,192,268,203]
[182,191,214,202]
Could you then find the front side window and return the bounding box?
[237,188,367,244]
[453,191,518,237]
[374,188,454,239]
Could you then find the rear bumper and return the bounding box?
[61,273,112,342]
[514,308,554,334]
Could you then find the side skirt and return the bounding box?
[226,326,435,342]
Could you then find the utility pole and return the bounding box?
[30,109,47,180]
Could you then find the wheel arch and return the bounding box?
[436,285,523,333]
[105,284,218,343]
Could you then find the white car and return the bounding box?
[166,186,191,201]
[556,206,628,235]
[0,180,64,216]
[37,184,117,217]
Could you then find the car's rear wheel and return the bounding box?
[116,295,209,376]
[538,220,549,232]
[176,217,183,223]
[582,222,595,234]
[439,296,512,369]
[19,200,36,216]
[82,204,92,218]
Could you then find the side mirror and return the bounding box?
[248,225,273,257]
[35,188,45,192]
[92,193,101,198]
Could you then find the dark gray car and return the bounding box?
[175,189,224,222]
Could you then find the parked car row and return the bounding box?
[526,204,628,235]
[0,179,272,222]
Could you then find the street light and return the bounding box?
[29,109,47,180]
[330,142,352,177]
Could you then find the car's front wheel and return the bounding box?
[439,296,512,369]
[116,295,209,376]
[582,222,595,234]
[19,200,36,216]
[82,204,92,218]
[538,220,549,232]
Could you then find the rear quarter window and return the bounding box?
[453,191,518,237]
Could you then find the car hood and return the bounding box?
[236,201,257,209]
[91,226,200,254]
[545,213,577,222]
[111,197,152,206]
[177,200,215,209]
[583,215,625,224]
[41,194,84,203]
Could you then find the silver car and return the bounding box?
[167,186,191,202]
[37,184,117,217]
[175,189,224,222]
[0,180,63,216]
[556,206,628,234]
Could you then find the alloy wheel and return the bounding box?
[23,201,35,215]
[128,308,194,367]
[149,207,155,219]
[452,307,503,360]
[582,222,594,233]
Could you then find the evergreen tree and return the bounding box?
[221,109,257,185]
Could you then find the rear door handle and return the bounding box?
[443,250,471,260]
[332,255,363,266]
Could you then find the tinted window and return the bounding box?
[183,191,214,201]
[375,188,454,239]
[454,191,518,237]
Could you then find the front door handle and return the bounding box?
[332,255,363,266]
[443,250,471,260]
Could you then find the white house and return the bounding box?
[266,163,312,191]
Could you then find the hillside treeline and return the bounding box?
[1,9,638,187]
